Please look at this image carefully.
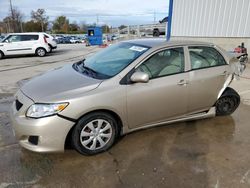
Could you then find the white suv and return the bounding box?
[0,33,51,59]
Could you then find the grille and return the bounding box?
[15,99,23,111]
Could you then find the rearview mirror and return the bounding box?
[130,72,149,83]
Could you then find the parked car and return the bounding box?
[69,37,82,44]
[11,39,247,155]
[60,36,71,44]
[0,33,50,59]
[0,35,6,42]
[54,37,63,44]
[153,17,168,37]
[43,33,57,52]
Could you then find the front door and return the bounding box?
[126,47,189,129]
[3,35,24,55]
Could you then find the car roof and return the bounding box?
[7,32,47,35]
[124,38,214,48]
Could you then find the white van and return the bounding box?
[0,33,51,59]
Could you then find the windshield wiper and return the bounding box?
[74,59,111,79]
[82,64,98,77]
[76,59,97,78]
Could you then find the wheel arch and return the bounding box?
[64,109,124,149]
[0,50,4,58]
[217,74,234,99]
[36,47,47,54]
[153,28,159,32]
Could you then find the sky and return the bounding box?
[0,0,169,26]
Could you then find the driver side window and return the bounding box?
[4,35,21,42]
[136,47,185,79]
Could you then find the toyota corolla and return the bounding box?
[11,39,247,155]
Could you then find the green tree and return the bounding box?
[23,20,41,32]
[31,9,49,32]
[53,16,69,33]
[102,25,110,33]
[118,25,126,30]
[69,22,79,32]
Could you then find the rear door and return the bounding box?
[187,46,231,114]
[20,35,39,54]
[126,47,189,129]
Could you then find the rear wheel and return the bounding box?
[216,87,240,116]
[71,112,119,155]
[36,48,46,57]
[153,29,160,37]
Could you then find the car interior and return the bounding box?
[137,48,184,78]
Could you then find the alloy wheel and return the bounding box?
[80,119,112,150]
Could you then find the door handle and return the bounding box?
[177,79,188,86]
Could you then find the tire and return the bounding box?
[216,87,240,116]
[153,29,160,37]
[36,48,46,57]
[0,51,4,59]
[71,112,119,155]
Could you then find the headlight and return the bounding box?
[26,103,69,118]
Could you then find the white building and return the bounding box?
[171,0,250,51]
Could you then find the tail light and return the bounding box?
[44,36,48,43]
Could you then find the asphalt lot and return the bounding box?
[1,43,250,188]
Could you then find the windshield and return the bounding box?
[73,42,149,79]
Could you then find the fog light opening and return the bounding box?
[28,136,39,145]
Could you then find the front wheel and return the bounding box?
[216,87,240,116]
[0,51,4,59]
[36,48,46,57]
[71,112,118,155]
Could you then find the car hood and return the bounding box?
[21,64,102,102]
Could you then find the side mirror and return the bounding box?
[130,72,149,83]
[4,39,9,43]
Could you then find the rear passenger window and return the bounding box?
[21,35,39,41]
[189,46,227,70]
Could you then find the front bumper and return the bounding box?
[10,90,75,153]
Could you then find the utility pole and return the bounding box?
[20,21,23,32]
[9,0,15,32]
[154,10,156,24]
[7,18,10,33]
[96,14,99,26]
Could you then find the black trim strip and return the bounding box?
[7,48,32,52]
[57,114,77,122]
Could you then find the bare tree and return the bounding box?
[8,0,23,32]
[31,9,49,32]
